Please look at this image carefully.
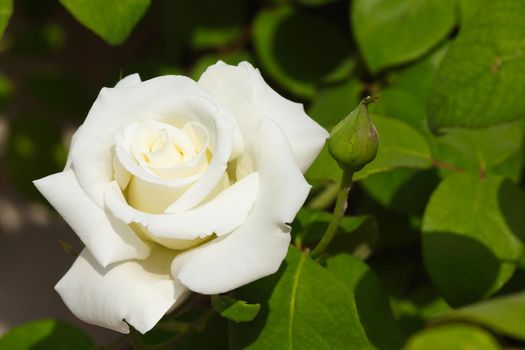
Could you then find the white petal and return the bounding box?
[69,76,220,207]
[55,247,188,334]
[105,171,259,247]
[33,169,150,267]
[113,151,132,190]
[115,73,141,88]
[171,119,311,294]
[198,61,329,172]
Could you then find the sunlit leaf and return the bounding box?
[230,247,370,349]
[59,0,150,45]
[0,319,93,350]
[428,0,525,129]
[404,324,500,350]
[212,295,260,323]
[436,291,525,341]
[352,0,455,72]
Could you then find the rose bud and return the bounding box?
[328,96,379,172]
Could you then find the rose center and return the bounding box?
[130,122,197,168]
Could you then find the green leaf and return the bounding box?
[167,0,247,50]
[457,0,491,27]
[230,247,370,349]
[361,168,440,216]
[308,79,362,129]
[0,0,13,39]
[389,286,451,335]
[366,43,524,181]
[431,121,525,182]
[353,116,432,181]
[428,0,525,129]
[211,295,260,323]
[305,144,342,183]
[436,291,525,341]
[326,254,406,350]
[369,88,427,132]
[253,7,353,98]
[351,0,456,73]
[403,324,500,350]
[0,319,93,350]
[368,44,446,131]
[293,208,378,259]
[59,0,150,45]
[422,173,525,306]
[388,45,448,102]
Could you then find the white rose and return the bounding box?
[34,61,328,334]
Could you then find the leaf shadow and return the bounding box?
[354,268,405,350]
[273,11,350,84]
[423,232,501,307]
[497,178,525,245]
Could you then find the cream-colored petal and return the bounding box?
[33,169,150,267]
[56,247,188,334]
[105,171,259,246]
[171,119,310,294]
[113,151,132,189]
[158,102,235,213]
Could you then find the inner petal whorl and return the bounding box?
[115,120,211,181]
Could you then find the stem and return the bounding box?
[310,169,353,258]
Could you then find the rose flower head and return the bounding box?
[33,61,328,333]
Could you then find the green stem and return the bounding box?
[310,169,353,259]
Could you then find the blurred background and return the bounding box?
[0,0,524,348]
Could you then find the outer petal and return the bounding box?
[33,169,150,267]
[64,71,141,172]
[171,119,311,294]
[104,171,259,243]
[198,61,329,172]
[56,247,188,334]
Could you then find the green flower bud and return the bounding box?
[328,96,379,172]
